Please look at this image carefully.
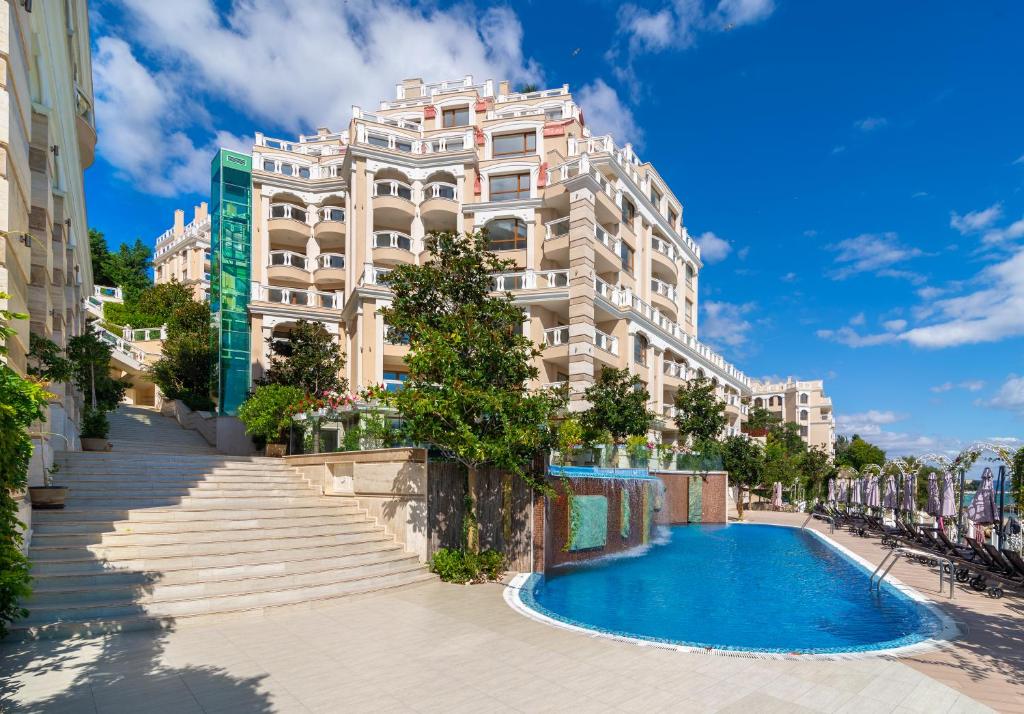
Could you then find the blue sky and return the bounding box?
[85,0,1024,457]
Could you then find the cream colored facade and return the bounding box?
[244,75,753,445]
[750,378,835,456]
[153,202,211,301]
[0,0,95,538]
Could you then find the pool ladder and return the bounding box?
[802,512,835,534]
[869,547,954,599]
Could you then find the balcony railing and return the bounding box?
[663,405,677,419]
[319,207,345,222]
[491,269,569,292]
[251,283,341,309]
[269,250,308,270]
[651,278,676,302]
[594,329,618,355]
[373,179,413,201]
[663,362,687,379]
[316,253,346,270]
[652,236,677,262]
[362,266,392,285]
[373,231,412,251]
[424,182,457,200]
[93,285,123,302]
[269,203,307,223]
[594,225,618,253]
[124,326,167,342]
[543,326,569,347]
[544,217,570,240]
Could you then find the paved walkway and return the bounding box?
[745,511,1024,713]
[2,514,1015,713]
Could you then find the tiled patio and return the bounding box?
[2,513,1017,713]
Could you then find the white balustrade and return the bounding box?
[544,326,569,347]
[268,250,308,270]
[269,203,308,223]
[319,206,345,222]
[93,285,123,302]
[315,253,346,270]
[544,217,570,240]
[373,231,413,251]
[424,182,457,200]
[651,278,676,302]
[373,179,413,201]
[492,270,569,291]
[594,329,618,355]
[652,236,677,262]
[252,283,342,309]
[362,266,392,285]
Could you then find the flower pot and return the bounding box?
[81,438,112,452]
[29,486,68,509]
[264,443,286,457]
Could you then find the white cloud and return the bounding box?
[882,319,907,332]
[930,382,954,393]
[836,410,952,456]
[854,116,888,132]
[696,231,732,263]
[736,246,750,260]
[980,217,1024,246]
[837,410,901,431]
[827,232,923,281]
[701,301,754,352]
[712,0,776,26]
[984,375,1024,414]
[816,326,896,348]
[98,0,541,195]
[849,312,866,326]
[780,272,797,282]
[912,191,929,198]
[576,79,643,146]
[1014,154,1024,165]
[931,380,985,394]
[950,203,1002,235]
[831,145,846,155]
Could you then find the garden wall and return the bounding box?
[654,471,729,524]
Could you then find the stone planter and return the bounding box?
[29,486,68,509]
[264,443,286,457]
[81,437,112,452]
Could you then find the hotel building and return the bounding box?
[211,75,754,443]
[750,378,835,456]
[0,1,96,538]
[153,203,212,301]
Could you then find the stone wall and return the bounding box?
[654,471,729,524]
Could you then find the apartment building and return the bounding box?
[0,1,96,537]
[153,202,212,301]
[211,75,752,444]
[750,378,835,456]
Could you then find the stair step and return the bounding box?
[56,484,316,497]
[32,511,365,535]
[60,495,334,508]
[31,503,361,523]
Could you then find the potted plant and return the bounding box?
[80,406,112,451]
[29,462,67,509]
[238,384,305,456]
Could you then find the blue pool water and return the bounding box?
[520,524,946,654]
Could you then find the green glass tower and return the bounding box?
[210,149,253,416]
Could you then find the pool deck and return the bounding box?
[745,511,1024,714]
[1,514,1017,713]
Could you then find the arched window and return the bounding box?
[800,409,809,421]
[754,397,763,408]
[633,333,648,365]
[800,393,809,405]
[485,218,527,251]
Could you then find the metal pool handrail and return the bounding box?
[870,547,954,599]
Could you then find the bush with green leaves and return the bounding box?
[430,548,505,584]
[580,367,652,445]
[238,385,305,444]
[80,406,110,440]
[149,299,215,411]
[103,280,195,330]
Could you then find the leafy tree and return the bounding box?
[798,445,836,502]
[262,320,346,396]
[89,228,113,285]
[379,231,563,552]
[150,299,215,411]
[835,434,885,470]
[580,367,652,445]
[66,328,129,411]
[27,334,73,383]
[720,435,764,519]
[105,239,152,302]
[1013,448,1024,513]
[238,384,304,443]
[105,280,195,329]
[673,376,727,454]
[745,406,780,432]
[768,421,806,458]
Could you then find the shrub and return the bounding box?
[238,385,304,443]
[80,406,109,439]
[149,299,214,409]
[430,548,505,584]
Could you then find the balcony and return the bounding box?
[314,206,345,246]
[373,179,415,226]
[543,325,569,347]
[492,269,569,292]
[650,278,677,315]
[663,361,687,382]
[268,203,309,248]
[313,253,346,288]
[421,182,458,232]
[594,328,618,356]
[267,250,309,285]
[373,231,414,265]
[75,84,97,169]
[251,283,342,311]
[651,236,678,276]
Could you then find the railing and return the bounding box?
[319,207,345,222]
[93,285,122,301]
[498,85,569,102]
[663,362,687,379]
[652,236,677,262]
[123,326,166,342]
[95,325,149,368]
[419,133,472,154]
[315,253,346,270]
[544,217,570,240]
[594,329,618,355]
[491,270,569,291]
[373,231,412,251]
[251,284,342,309]
[363,130,414,153]
[486,107,546,120]
[663,405,677,418]
[424,182,457,200]
[543,326,569,347]
[373,179,413,201]
[651,278,676,302]
[362,266,392,285]
[594,225,617,253]
[269,203,308,223]
[269,250,308,270]
[155,216,211,257]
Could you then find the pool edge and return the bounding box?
[504,523,961,661]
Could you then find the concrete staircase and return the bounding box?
[15,406,432,640]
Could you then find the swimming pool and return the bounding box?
[512,524,952,655]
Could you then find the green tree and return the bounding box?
[580,367,652,445]
[835,434,885,470]
[150,299,215,411]
[105,239,152,302]
[768,421,806,458]
[66,328,128,411]
[262,320,347,396]
[88,228,113,286]
[238,384,304,444]
[379,231,563,552]
[798,445,836,503]
[745,406,780,432]
[105,280,195,329]
[673,376,727,455]
[720,435,764,519]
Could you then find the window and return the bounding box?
[633,333,648,365]
[618,241,634,273]
[685,299,694,324]
[444,136,464,151]
[263,159,275,172]
[800,393,809,404]
[442,106,469,127]
[544,107,562,121]
[800,425,809,438]
[486,218,527,251]
[492,131,536,157]
[281,163,294,176]
[621,197,636,225]
[395,138,412,153]
[650,187,662,207]
[298,166,310,179]
[685,264,695,286]
[800,409,809,421]
[367,134,388,148]
[490,173,530,202]
[383,370,408,392]
[668,209,678,229]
